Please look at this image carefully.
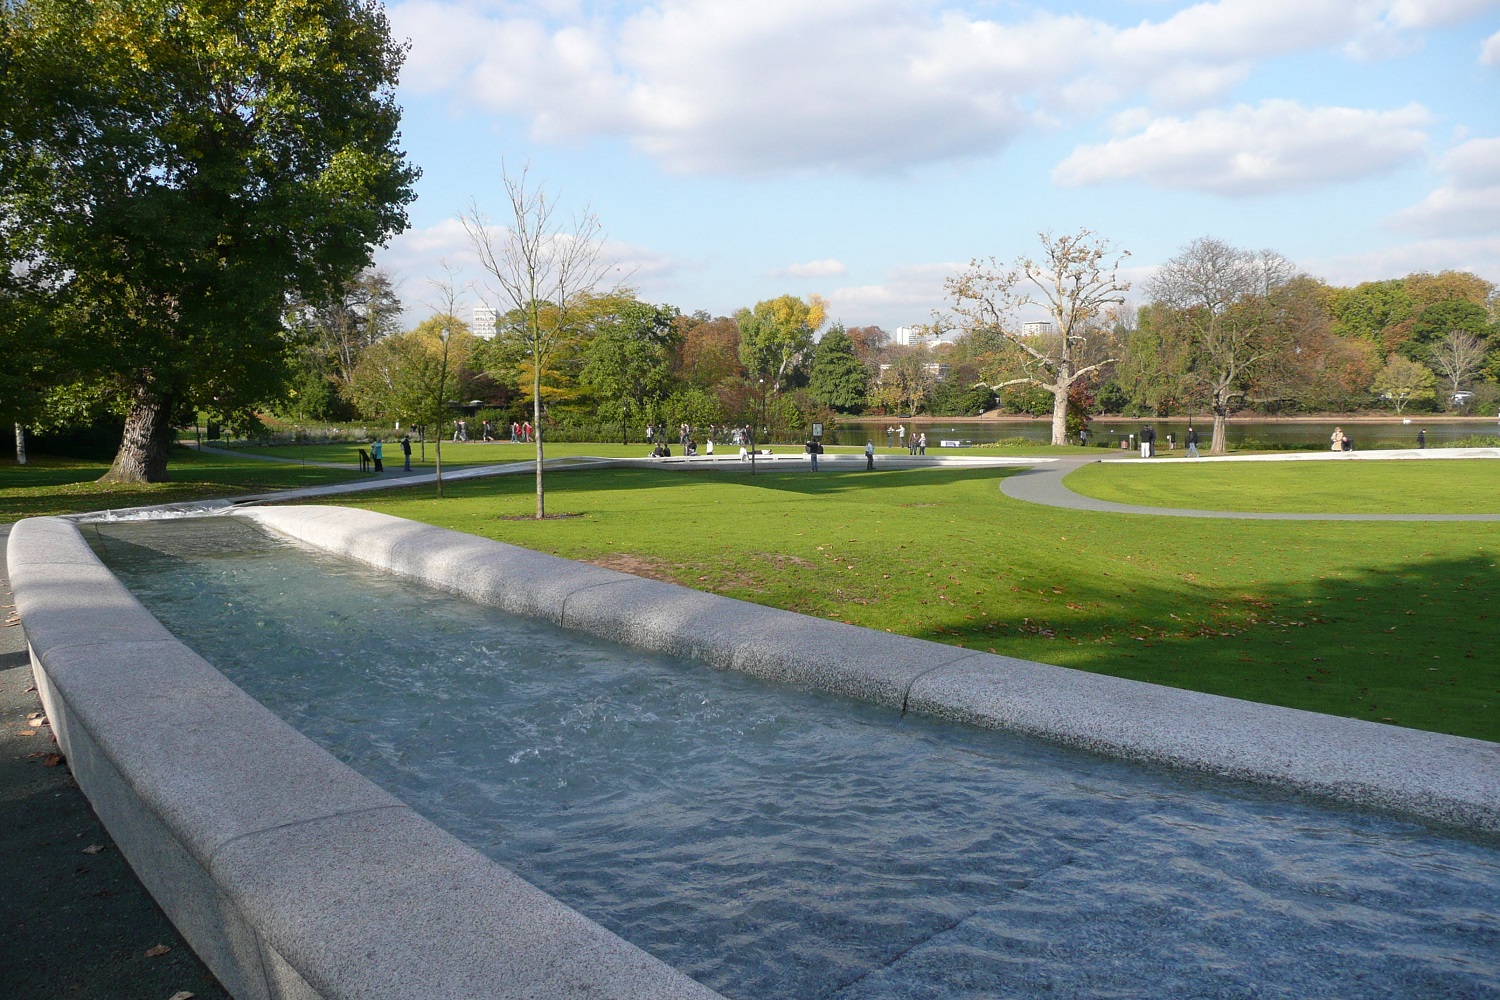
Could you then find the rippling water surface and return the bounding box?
[89,518,1500,999]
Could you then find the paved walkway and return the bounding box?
[1001,453,1500,522]
[0,524,228,998]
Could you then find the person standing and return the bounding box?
[886,426,894,447]
[1185,424,1200,458]
[1418,428,1427,449]
[370,437,384,473]
[1140,424,1156,458]
[1331,427,1345,452]
[918,432,926,456]
[865,440,875,470]
[400,434,412,472]
[897,424,906,450]
[805,438,819,471]
[521,420,532,442]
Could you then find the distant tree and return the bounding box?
[844,326,890,363]
[946,229,1129,446]
[808,325,871,412]
[463,166,616,518]
[1372,354,1436,414]
[737,294,827,389]
[350,315,474,496]
[876,348,936,416]
[675,314,742,388]
[1147,237,1295,453]
[1427,331,1488,400]
[579,299,679,444]
[284,269,403,414]
[0,0,418,482]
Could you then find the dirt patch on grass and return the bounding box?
[586,552,689,583]
[756,551,814,569]
[494,511,585,521]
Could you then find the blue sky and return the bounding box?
[374,0,1500,331]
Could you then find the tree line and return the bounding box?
[326,231,1500,458]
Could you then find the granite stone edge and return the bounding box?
[5,516,727,1000]
[242,505,1500,835]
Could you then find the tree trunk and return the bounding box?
[13,423,25,466]
[1211,410,1229,454]
[100,392,176,483]
[533,368,546,519]
[434,438,444,498]
[1049,381,1069,447]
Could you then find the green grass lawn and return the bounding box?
[0,449,362,522]
[336,465,1500,743]
[1065,458,1500,513]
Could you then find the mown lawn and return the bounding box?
[337,465,1500,743]
[1065,458,1500,513]
[0,449,361,522]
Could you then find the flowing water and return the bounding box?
[88,518,1500,999]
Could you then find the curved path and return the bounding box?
[1001,454,1500,522]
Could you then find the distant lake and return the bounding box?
[831,417,1500,450]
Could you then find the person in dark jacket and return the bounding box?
[1185,425,1200,458]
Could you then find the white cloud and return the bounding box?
[1053,100,1430,195]
[386,0,1489,175]
[374,218,677,326]
[1482,28,1500,65]
[772,259,848,279]
[1391,135,1500,236]
[823,262,958,330]
[1305,235,1500,287]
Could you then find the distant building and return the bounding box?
[472,304,497,340]
[894,325,937,348]
[1020,321,1055,337]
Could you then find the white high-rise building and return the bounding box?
[894,325,935,348]
[1020,320,1055,337]
[472,304,497,340]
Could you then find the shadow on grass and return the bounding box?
[905,550,1500,742]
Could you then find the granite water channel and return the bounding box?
[87,516,1500,999]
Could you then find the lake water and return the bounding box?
[88,517,1500,1000]
[833,417,1500,450]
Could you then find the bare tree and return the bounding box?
[462,165,616,518]
[1428,331,1487,401]
[1147,237,1294,453]
[945,229,1129,446]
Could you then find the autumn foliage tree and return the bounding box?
[945,230,1129,446]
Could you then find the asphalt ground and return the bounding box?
[0,523,228,1000]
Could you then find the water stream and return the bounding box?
[87,518,1500,999]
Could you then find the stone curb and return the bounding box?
[241,505,1500,836]
[6,516,726,1000]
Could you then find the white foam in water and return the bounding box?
[88,517,1500,1000]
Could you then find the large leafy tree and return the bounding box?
[0,0,418,481]
[737,294,827,390]
[579,299,680,443]
[808,324,870,413]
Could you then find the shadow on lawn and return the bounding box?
[905,550,1500,741]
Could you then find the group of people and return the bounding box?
[451,418,533,443]
[366,434,414,474]
[1135,424,1201,458]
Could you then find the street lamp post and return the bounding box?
[751,378,764,475]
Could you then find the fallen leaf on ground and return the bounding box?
[42,752,64,766]
[24,684,35,692]
[81,844,105,855]
[144,944,171,958]
[168,992,196,1000]
[18,729,36,736]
